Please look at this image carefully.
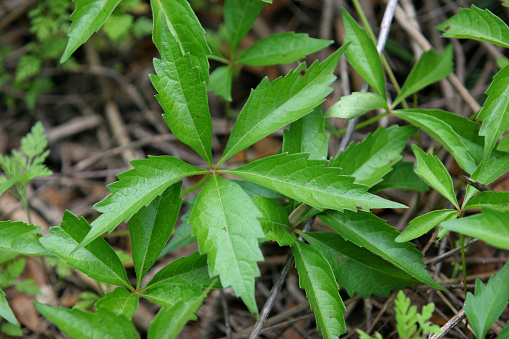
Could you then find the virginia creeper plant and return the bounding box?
[1,1,509,338]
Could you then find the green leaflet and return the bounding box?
[293,241,346,338]
[476,65,509,161]
[225,153,406,212]
[396,209,459,243]
[319,210,443,290]
[370,161,429,193]
[34,302,139,339]
[129,182,183,288]
[465,191,509,209]
[0,221,48,256]
[302,232,419,298]
[411,144,459,210]
[189,176,264,314]
[150,0,210,83]
[282,105,330,160]
[341,9,386,99]
[325,92,388,120]
[236,32,333,66]
[0,177,18,196]
[436,5,509,49]
[219,45,348,165]
[147,280,215,339]
[330,125,417,187]
[145,252,218,290]
[159,223,196,257]
[95,288,139,319]
[393,109,478,174]
[61,0,122,63]
[209,65,233,102]
[150,6,213,165]
[78,156,208,249]
[253,196,296,247]
[40,211,131,288]
[393,45,453,107]
[143,282,203,308]
[224,0,264,52]
[464,154,509,205]
[464,260,509,339]
[441,207,509,250]
[0,289,18,326]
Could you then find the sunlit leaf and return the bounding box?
[396,210,459,243]
[0,221,48,256]
[325,92,388,119]
[0,289,18,326]
[95,288,139,319]
[253,196,296,246]
[224,0,264,51]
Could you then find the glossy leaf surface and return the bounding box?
[34,302,139,339]
[436,5,509,48]
[393,45,453,107]
[0,221,48,256]
[189,176,264,314]
[61,0,122,63]
[78,156,207,249]
[220,46,347,165]
[396,209,459,243]
[253,196,296,246]
[320,210,443,289]
[40,211,130,288]
[294,241,346,338]
[464,261,509,339]
[227,153,406,212]
[236,32,333,66]
[150,6,213,165]
[341,9,385,98]
[411,144,459,209]
[95,288,139,319]
[282,105,329,160]
[441,207,509,250]
[331,125,417,187]
[303,232,419,298]
[129,182,183,287]
[325,92,388,119]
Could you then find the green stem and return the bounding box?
[181,175,211,195]
[335,112,389,136]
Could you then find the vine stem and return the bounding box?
[249,2,400,337]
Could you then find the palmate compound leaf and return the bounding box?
[441,207,509,250]
[129,182,183,288]
[393,109,478,174]
[436,5,509,49]
[40,211,131,288]
[150,3,213,166]
[319,210,443,290]
[293,241,347,338]
[150,0,210,83]
[476,65,509,161]
[34,302,139,339]
[218,45,349,166]
[282,105,330,161]
[341,9,386,99]
[0,221,48,256]
[77,156,208,249]
[224,153,406,212]
[189,176,265,314]
[302,232,420,298]
[330,125,417,187]
[236,32,333,66]
[464,260,509,339]
[61,0,122,63]
[411,144,459,210]
[95,288,139,319]
[393,45,454,107]
[224,0,264,52]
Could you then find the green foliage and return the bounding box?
[464,261,509,338]
[2,1,508,337]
